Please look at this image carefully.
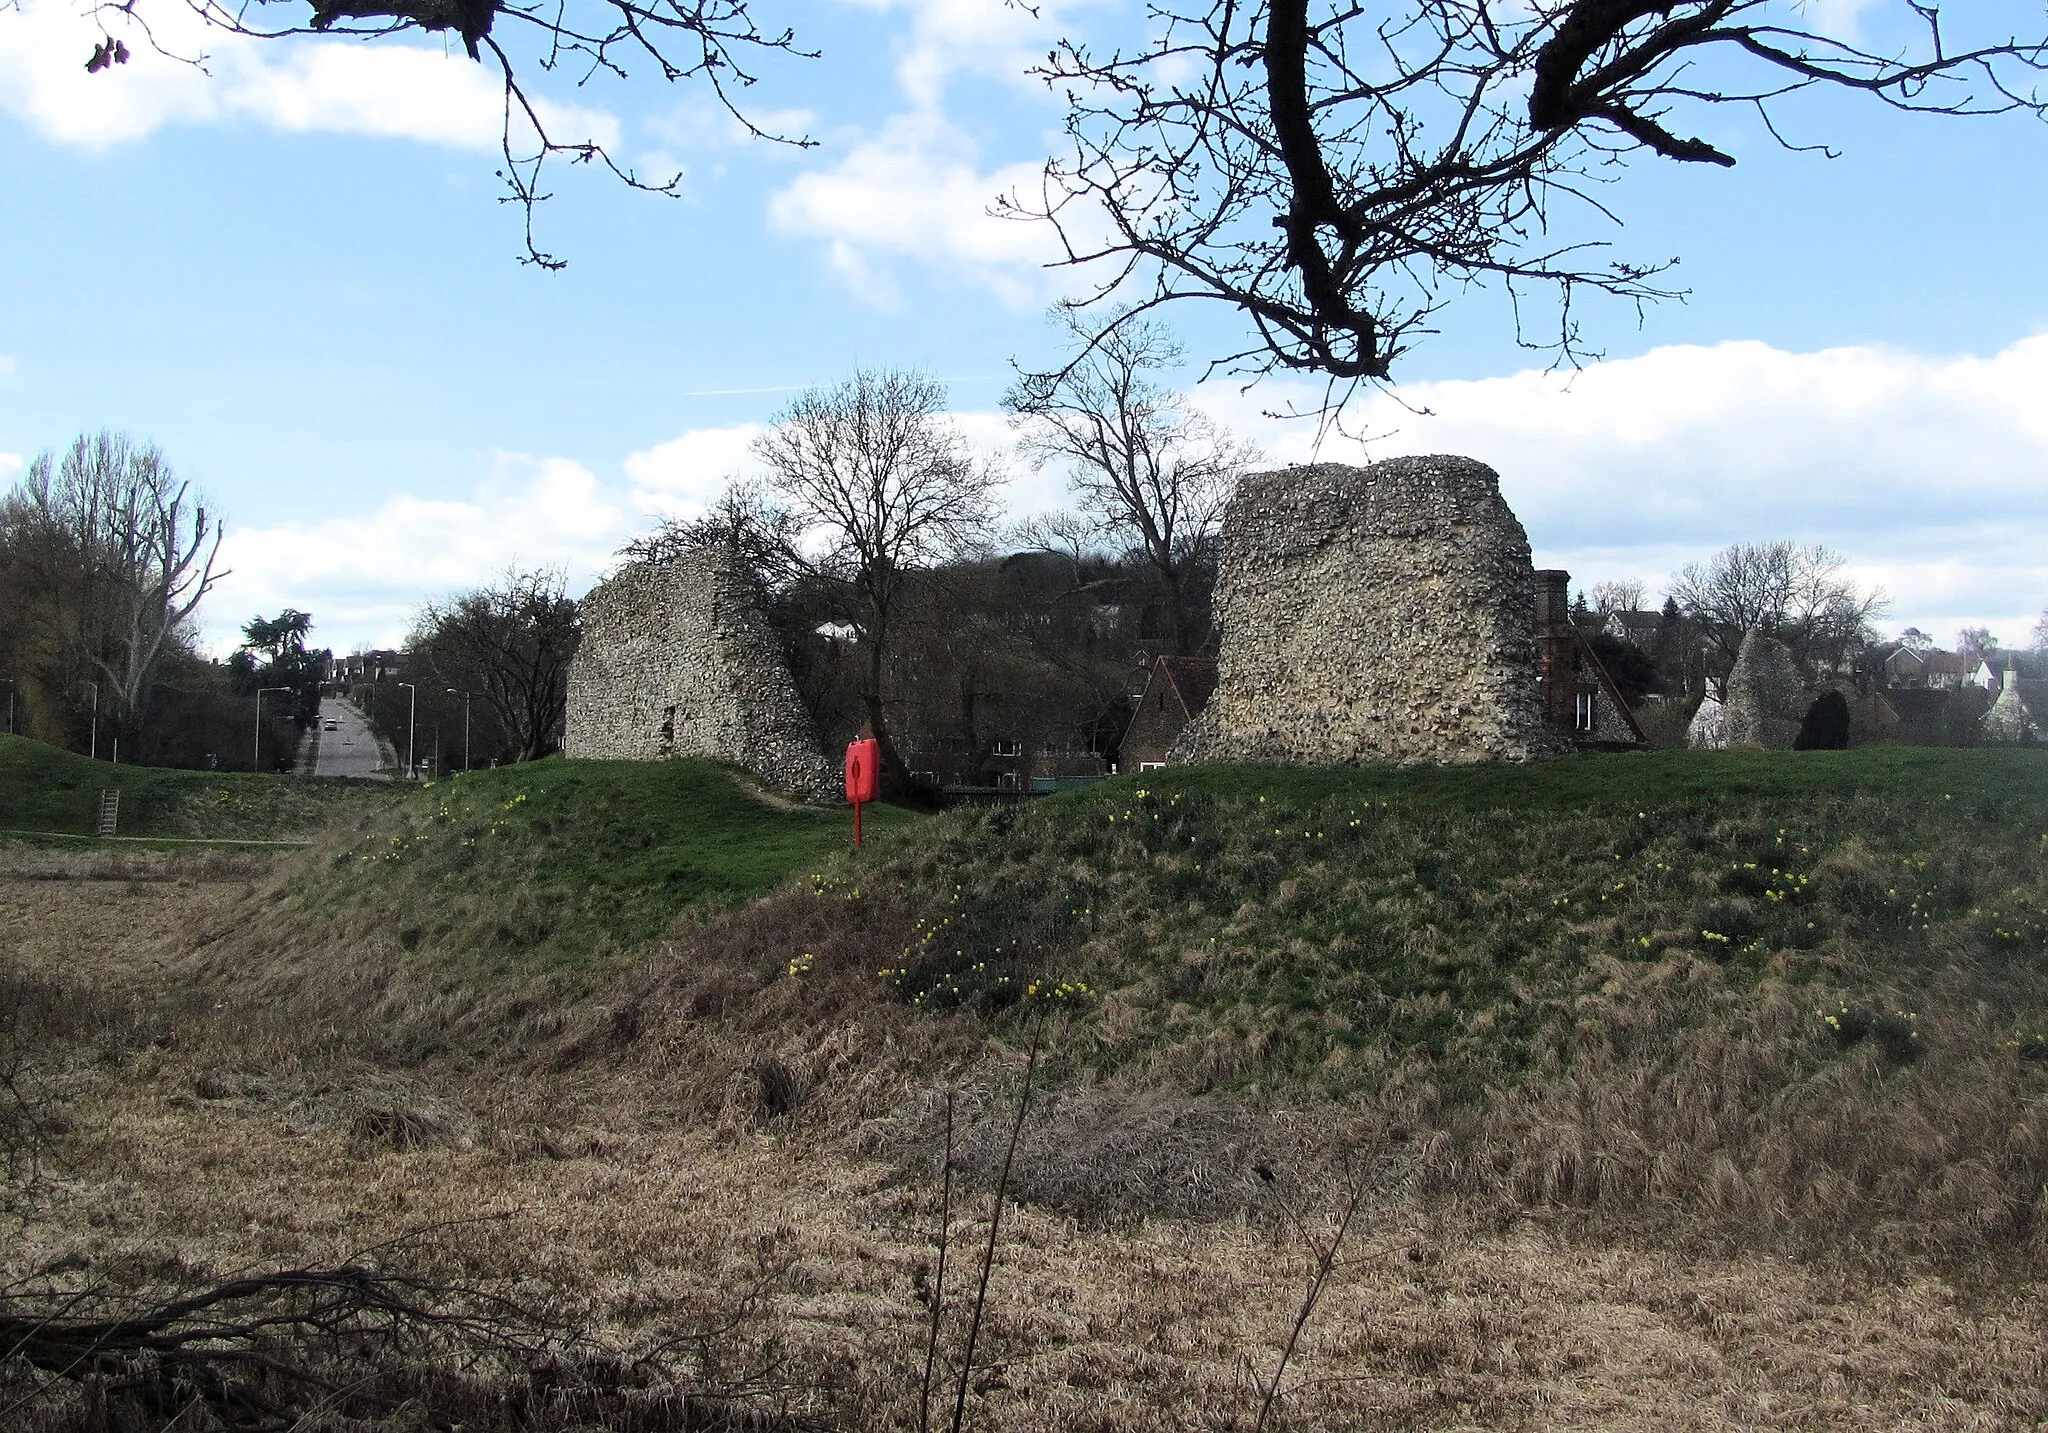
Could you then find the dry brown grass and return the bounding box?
[8,844,2048,1429]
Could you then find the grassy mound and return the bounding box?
[170,744,2048,1269]
[0,733,402,841]
[275,756,919,973]
[843,748,2048,1080]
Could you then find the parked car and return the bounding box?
[323,719,339,731]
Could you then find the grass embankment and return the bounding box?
[860,747,2048,1080]
[0,732,404,843]
[767,746,2046,1262]
[269,756,917,974]
[190,745,2048,1264]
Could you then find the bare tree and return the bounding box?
[1020,2,2048,382]
[415,568,580,763]
[1955,625,1998,661]
[1669,540,1886,688]
[8,432,227,754]
[1589,579,1649,615]
[751,370,1003,784]
[1006,312,1254,654]
[2032,609,2048,653]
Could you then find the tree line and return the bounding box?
[0,432,238,767]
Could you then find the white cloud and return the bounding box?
[204,454,629,653]
[0,0,617,151]
[621,423,767,516]
[0,451,23,482]
[770,111,1067,306]
[1189,333,2048,639]
[842,0,1075,110]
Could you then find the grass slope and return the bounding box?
[287,756,918,972]
[0,733,403,841]
[837,748,2048,1082]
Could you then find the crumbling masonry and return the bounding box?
[564,545,837,799]
[1172,456,1566,766]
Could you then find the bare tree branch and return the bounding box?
[1017,0,2048,382]
[82,0,817,267]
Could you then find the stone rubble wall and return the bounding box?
[1723,629,1811,750]
[1982,677,2033,744]
[1172,456,1565,766]
[564,546,839,800]
[1687,693,1728,749]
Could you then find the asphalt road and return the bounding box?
[313,698,390,780]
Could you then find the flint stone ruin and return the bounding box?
[1172,456,1565,766]
[1687,692,1728,750]
[1982,669,2034,745]
[1722,629,1811,749]
[564,544,838,799]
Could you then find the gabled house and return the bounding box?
[1600,609,1663,651]
[1885,647,1974,690]
[1534,571,1646,748]
[1121,655,1219,769]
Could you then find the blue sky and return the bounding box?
[2,0,2045,654]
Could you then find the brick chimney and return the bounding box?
[1533,569,1571,631]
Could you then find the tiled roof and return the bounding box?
[1154,655,1219,719]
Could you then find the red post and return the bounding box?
[844,737,879,848]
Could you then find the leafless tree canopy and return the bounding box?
[1954,624,1998,660]
[1669,539,1886,679]
[1588,578,1649,615]
[2,431,226,751]
[1021,1,2048,380]
[1007,312,1254,654]
[414,567,581,763]
[748,369,1003,781]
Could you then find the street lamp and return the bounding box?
[446,688,473,772]
[81,680,98,761]
[254,686,291,771]
[400,681,418,780]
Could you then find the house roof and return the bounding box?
[1919,650,1976,677]
[1602,610,1662,642]
[1151,655,1218,721]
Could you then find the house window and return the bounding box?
[1139,761,1167,772]
[997,770,1022,790]
[1574,692,1596,732]
[992,739,1022,758]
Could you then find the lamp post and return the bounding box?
[82,680,98,761]
[254,686,291,771]
[446,688,473,772]
[400,681,418,780]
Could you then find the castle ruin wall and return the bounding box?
[565,547,838,799]
[1172,456,1564,766]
